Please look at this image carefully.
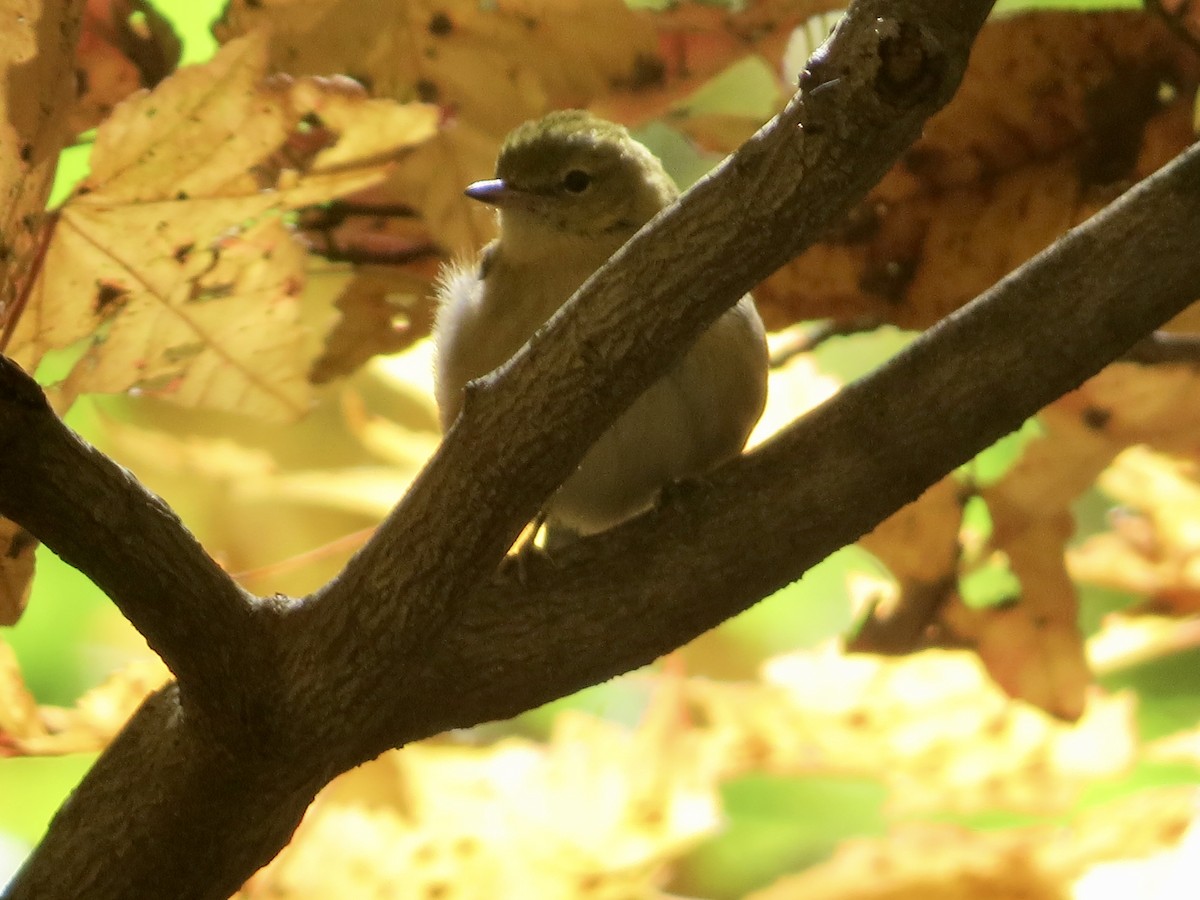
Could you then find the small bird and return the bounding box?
[433,110,768,536]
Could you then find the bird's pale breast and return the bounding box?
[434,242,768,535]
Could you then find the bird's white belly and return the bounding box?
[434,250,767,537]
[549,297,766,534]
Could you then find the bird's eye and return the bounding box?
[561,169,592,193]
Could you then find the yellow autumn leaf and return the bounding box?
[0,0,76,321]
[240,710,720,899]
[216,0,659,254]
[689,647,1136,815]
[83,339,439,595]
[859,477,963,586]
[24,658,171,756]
[8,32,436,420]
[745,789,1198,900]
[1074,802,1200,900]
[53,216,313,418]
[1,649,170,757]
[387,123,500,256]
[0,637,41,751]
[1070,447,1200,614]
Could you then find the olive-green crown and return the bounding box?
[495,110,662,188]
[499,110,630,156]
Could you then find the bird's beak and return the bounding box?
[464,178,525,208]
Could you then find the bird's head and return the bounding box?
[466,110,678,252]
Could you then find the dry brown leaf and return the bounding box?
[857,361,1200,717]
[850,477,963,655]
[761,358,1200,717]
[972,495,1089,721]
[980,362,1200,627]
[72,29,143,138]
[860,477,963,588]
[309,261,440,384]
[216,0,658,126]
[7,32,436,419]
[755,10,1200,330]
[840,360,1200,714]
[0,520,37,626]
[1052,362,1200,454]
[948,599,1091,723]
[925,395,1117,719]
[1152,0,1200,49]
[83,0,180,85]
[215,4,1200,363]
[71,0,182,134]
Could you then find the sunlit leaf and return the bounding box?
[240,708,721,899]
[688,647,1137,814]
[8,32,436,419]
[0,0,78,336]
[745,788,1198,900]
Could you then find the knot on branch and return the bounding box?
[874,20,945,106]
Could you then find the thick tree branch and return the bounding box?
[0,358,265,712]
[11,685,323,899]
